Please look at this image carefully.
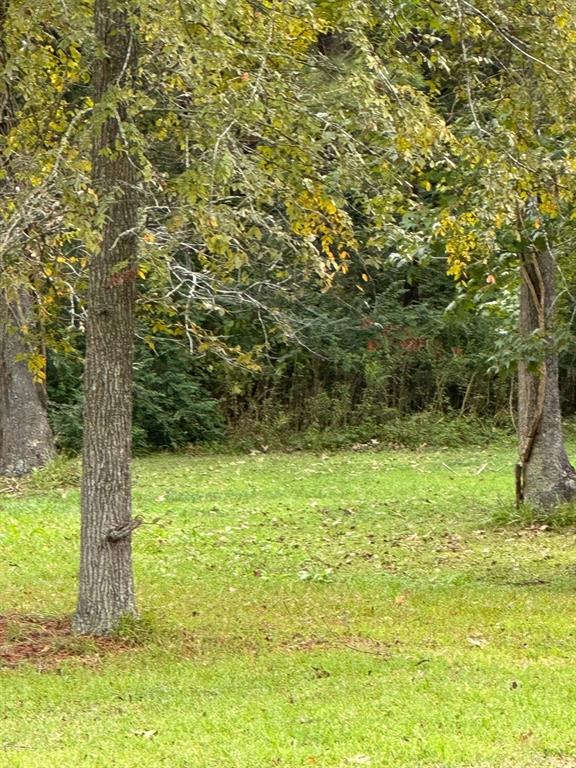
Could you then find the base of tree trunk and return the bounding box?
[72,606,138,636]
[73,535,137,635]
[521,451,576,511]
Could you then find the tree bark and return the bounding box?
[517,246,576,510]
[0,0,55,476]
[0,291,55,475]
[73,0,140,635]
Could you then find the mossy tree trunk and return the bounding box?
[73,0,141,635]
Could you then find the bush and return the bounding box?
[224,411,512,453]
[47,342,224,453]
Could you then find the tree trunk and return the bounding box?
[0,0,55,476]
[517,246,576,510]
[73,0,140,635]
[0,291,55,475]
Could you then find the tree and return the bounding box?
[517,245,576,508]
[73,0,141,634]
[395,0,576,510]
[468,2,576,511]
[0,0,55,475]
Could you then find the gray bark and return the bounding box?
[0,292,55,475]
[73,0,140,635]
[517,246,576,510]
[0,0,55,476]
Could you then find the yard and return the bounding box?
[2,445,576,767]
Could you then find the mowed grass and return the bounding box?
[2,444,576,767]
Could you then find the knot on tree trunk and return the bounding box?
[107,515,143,542]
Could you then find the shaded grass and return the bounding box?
[0,615,137,669]
[492,501,576,531]
[2,444,576,766]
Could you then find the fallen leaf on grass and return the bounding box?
[394,594,408,605]
[467,635,488,647]
[132,729,157,740]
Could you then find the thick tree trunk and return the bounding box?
[517,246,576,510]
[73,0,140,635]
[0,291,55,475]
[0,0,55,476]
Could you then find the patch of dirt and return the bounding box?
[179,629,261,657]
[280,633,392,657]
[279,634,334,652]
[0,615,135,670]
[177,629,393,659]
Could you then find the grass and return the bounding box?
[2,443,576,767]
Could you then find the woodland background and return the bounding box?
[2,0,574,456]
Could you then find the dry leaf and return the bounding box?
[467,635,488,647]
[132,729,157,740]
[395,594,407,605]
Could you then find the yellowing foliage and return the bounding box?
[437,212,479,281]
[287,184,357,278]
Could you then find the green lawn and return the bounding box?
[2,445,576,767]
